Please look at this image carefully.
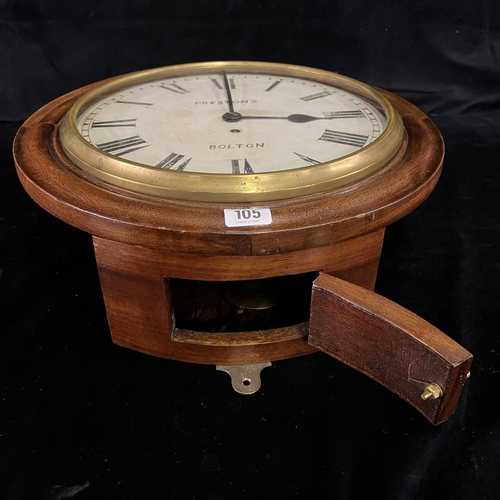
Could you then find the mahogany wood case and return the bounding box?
[13,79,472,425]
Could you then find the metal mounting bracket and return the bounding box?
[216,362,272,395]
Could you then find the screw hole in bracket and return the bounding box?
[216,362,272,395]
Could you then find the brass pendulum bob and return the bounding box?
[219,277,291,332]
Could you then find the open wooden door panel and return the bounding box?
[309,273,472,425]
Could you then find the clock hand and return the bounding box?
[238,113,327,123]
[221,72,242,122]
[219,75,332,124]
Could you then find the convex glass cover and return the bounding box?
[60,62,404,201]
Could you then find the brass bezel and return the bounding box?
[59,61,404,202]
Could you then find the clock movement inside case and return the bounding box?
[169,272,318,333]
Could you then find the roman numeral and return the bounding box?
[319,129,368,148]
[211,78,223,90]
[323,110,365,119]
[211,77,235,90]
[294,152,321,165]
[266,80,281,92]
[115,100,153,107]
[91,118,137,128]
[155,153,192,171]
[231,159,254,174]
[159,83,190,95]
[96,135,148,156]
[300,90,334,102]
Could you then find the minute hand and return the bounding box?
[238,114,327,123]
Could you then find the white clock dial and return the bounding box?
[60,62,404,201]
[76,72,387,174]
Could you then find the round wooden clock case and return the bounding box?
[13,62,472,424]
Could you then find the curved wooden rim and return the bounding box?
[14,84,443,256]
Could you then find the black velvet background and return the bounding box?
[1,1,499,499]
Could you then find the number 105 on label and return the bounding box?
[224,208,273,227]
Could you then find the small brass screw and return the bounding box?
[420,383,443,401]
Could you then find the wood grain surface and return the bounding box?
[309,273,473,424]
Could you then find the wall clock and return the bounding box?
[14,61,472,424]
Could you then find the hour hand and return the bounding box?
[284,114,325,123]
[223,113,327,123]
